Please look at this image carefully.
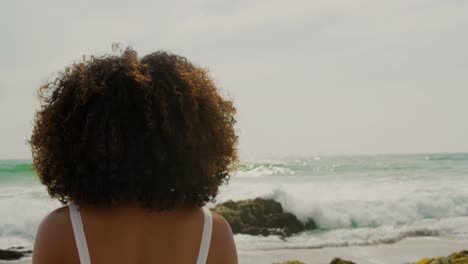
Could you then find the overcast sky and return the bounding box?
[1,0,467,159]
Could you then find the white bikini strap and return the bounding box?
[69,203,91,264]
[196,207,213,264]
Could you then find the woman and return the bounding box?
[30,47,238,264]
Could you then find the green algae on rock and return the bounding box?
[271,258,356,264]
[329,257,356,264]
[415,250,468,264]
[272,261,305,264]
[211,198,315,237]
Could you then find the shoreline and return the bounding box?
[3,237,467,264]
[238,236,468,264]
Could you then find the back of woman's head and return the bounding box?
[30,47,238,210]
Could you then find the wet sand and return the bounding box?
[2,237,467,264]
[238,237,468,264]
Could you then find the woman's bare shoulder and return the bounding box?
[209,210,238,264]
[32,206,76,264]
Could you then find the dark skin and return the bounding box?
[33,205,237,264]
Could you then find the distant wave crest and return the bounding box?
[0,162,33,174]
[236,163,295,177]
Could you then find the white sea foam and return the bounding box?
[0,185,59,249]
[216,155,468,250]
[2,154,468,251]
[234,216,468,251]
[219,173,468,230]
[235,164,295,178]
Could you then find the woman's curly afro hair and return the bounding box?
[30,46,238,210]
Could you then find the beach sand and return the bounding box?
[2,237,466,264]
[238,237,468,264]
[0,260,31,264]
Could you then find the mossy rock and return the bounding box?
[221,200,239,210]
[253,197,283,214]
[415,250,468,264]
[266,212,304,236]
[211,198,314,237]
[273,260,305,264]
[242,227,270,236]
[329,257,356,264]
[304,218,317,230]
[212,205,242,233]
[0,249,28,260]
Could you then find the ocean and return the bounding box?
[1,153,468,259]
